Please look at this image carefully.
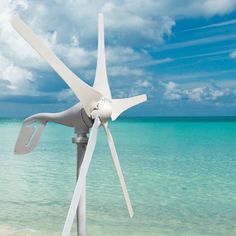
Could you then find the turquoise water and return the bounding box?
[0,118,235,236]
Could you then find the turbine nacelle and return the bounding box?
[91,97,112,122]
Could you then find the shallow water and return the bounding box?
[0,118,235,235]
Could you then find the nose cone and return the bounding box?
[90,98,112,121]
[98,100,112,121]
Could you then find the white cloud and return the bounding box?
[203,0,236,16]
[136,80,153,89]
[109,66,145,77]
[56,88,75,102]
[2,64,32,90]
[162,81,225,102]
[106,46,148,65]
[229,51,236,59]
[53,41,95,69]
[188,87,206,102]
[0,0,9,12]
[0,53,36,95]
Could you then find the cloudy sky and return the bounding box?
[1,0,236,117]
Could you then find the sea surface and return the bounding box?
[0,117,235,236]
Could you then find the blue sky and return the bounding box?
[1,0,236,117]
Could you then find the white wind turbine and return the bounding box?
[10,13,147,236]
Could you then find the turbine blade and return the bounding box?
[103,123,134,218]
[93,13,111,99]
[15,118,46,154]
[62,117,101,236]
[10,15,102,115]
[111,94,147,120]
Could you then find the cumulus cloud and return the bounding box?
[0,53,36,95]
[136,79,154,89]
[229,50,236,59]
[162,81,225,102]
[203,0,236,16]
[109,66,145,77]
[106,46,149,65]
[1,0,174,100]
[56,88,75,102]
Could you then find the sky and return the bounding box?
[1,0,236,117]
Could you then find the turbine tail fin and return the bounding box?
[15,119,46,154]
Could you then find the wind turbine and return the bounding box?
[10,13,147,236]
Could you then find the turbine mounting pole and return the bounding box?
[72,129,89,236]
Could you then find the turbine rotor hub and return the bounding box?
[91,98,112,121]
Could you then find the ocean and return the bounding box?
[0,117,235,236]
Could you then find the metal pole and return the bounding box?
[72,132,88,236]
